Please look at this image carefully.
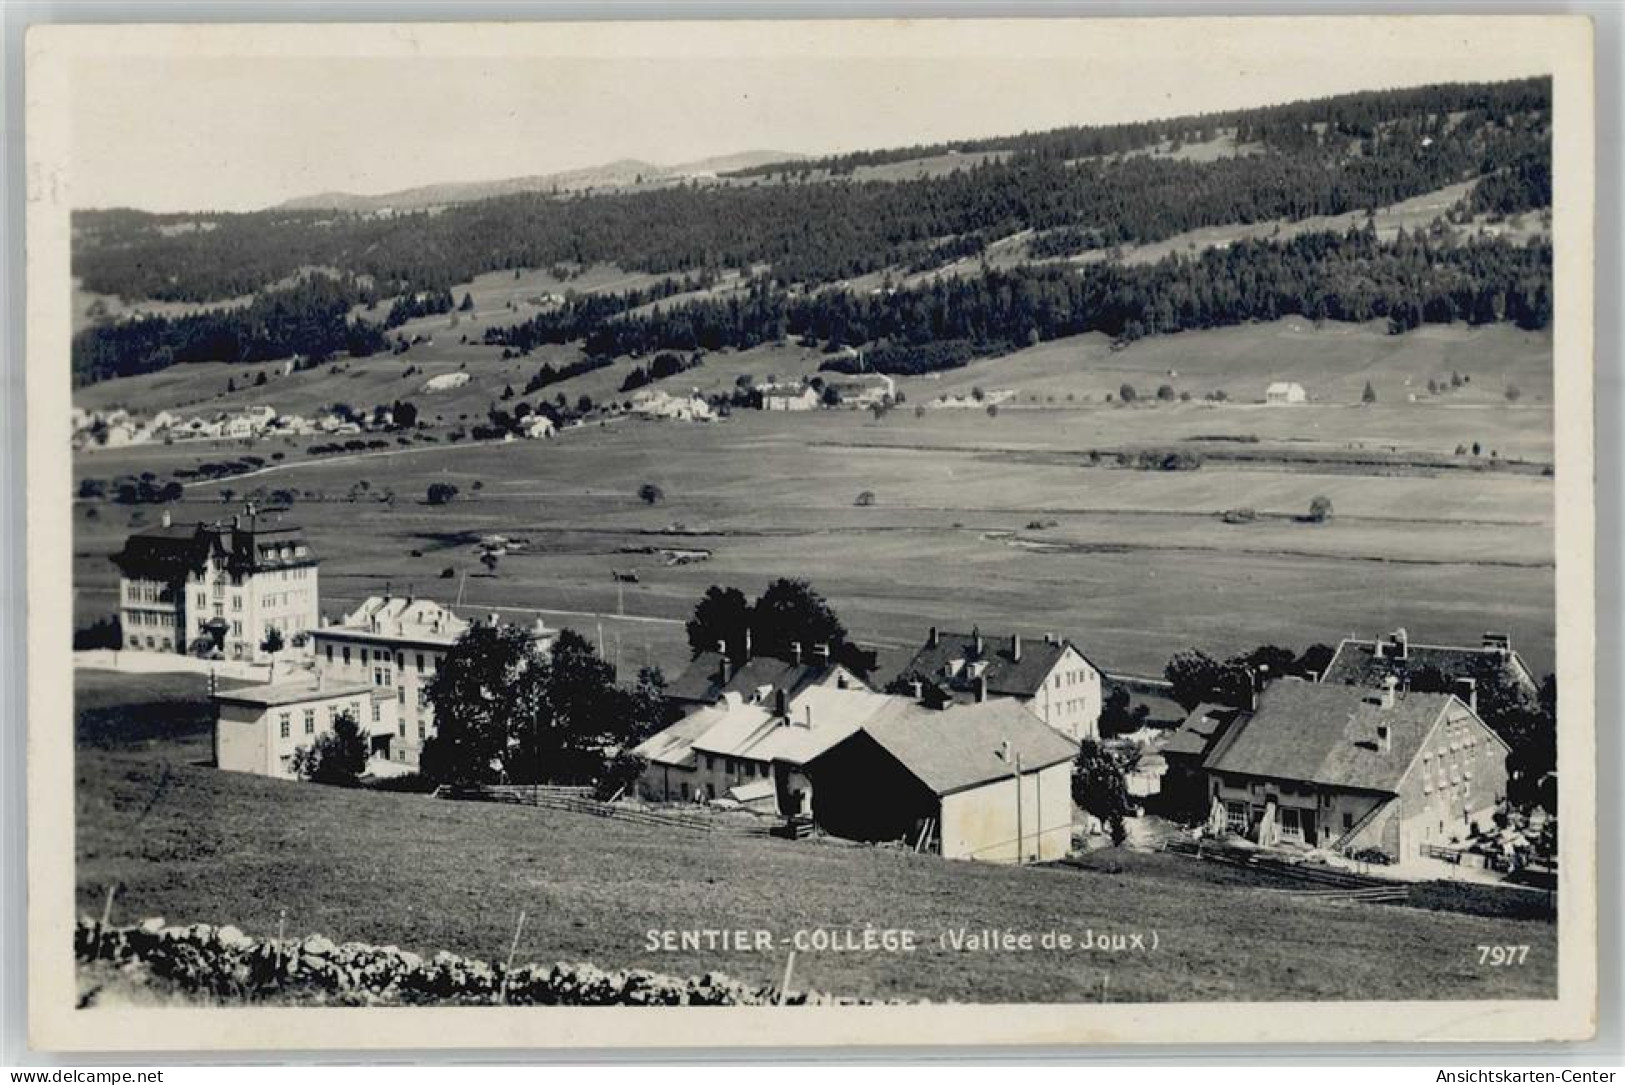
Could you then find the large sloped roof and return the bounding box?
[1320,634,1538,693]
[1203,681,1461,793]
[664,651,860,706]
[895,631,1091,701]
[855,698,1079,797]
[1163,702,1248,760]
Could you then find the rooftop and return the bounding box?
[852,698,1079,796]
[664,650,863,707]
[1203,680,1485,794]
[213,675,373,708]
[1319,629,1538,693]
[895,629,1089,702]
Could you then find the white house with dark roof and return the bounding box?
[111,506,320,661]
[1201,678,1509,862]
[892,627,1103,743]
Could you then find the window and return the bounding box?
[372,702,381,724]
[417,723,425,740]
[1342,811,1354,831]
[361,649,370,665]
[416,653,425,672]
[398,722,406,737]
[303,708,315,735]
[706,755,716,772]
[343,646,351,664]
[278,713,291,739]
[326,645,333,663]
[1224,802,1248,834]
[396,652,404,668]
[231,621,242,636]
[232,596,242,611]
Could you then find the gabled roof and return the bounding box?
[1163,702,1248,760]
[632,701,772,768]
[1203,681,1471,794]
[113,515,319,580]
[847,698,1079,797]
[664,651,864,706]
[894,631,1093,702]
[1320,631,1538,694]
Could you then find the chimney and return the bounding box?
[815,643,831,664]
[790,641,802,665]
[1376,723,1391,753]
[1390,627,1409,661]
[910,679,924,701]
[803,704,813,730]
[1043,632,1056,646]
[490,612,500,627]
[1482,631,1512,657]
[231,513,241,530]
[1380,674,1399,710]
[774,687,788,719]
[972,627,983,656]
[161,509,172,528]
[975,675,988,704]
[1453,676,1478,711]
[1012,634,1022,663]
[927,626,939,648]
[744,627,753,660]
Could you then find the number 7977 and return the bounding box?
[1477,944,1530,966]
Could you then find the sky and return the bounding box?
[58,20,1555,213]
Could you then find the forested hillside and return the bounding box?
[70,77,1552,388]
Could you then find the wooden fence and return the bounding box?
[435,784,765,836]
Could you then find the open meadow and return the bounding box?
[75,668,1556,1005]
[72,324,1556,685]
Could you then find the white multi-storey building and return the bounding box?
[309,596,557,768]
[112,506,320,661]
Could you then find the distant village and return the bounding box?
[96,506,1555,882]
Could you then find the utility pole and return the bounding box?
[1014,751,1024,866]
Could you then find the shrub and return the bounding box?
[1118,383,1138,403]
[638,483,664,505]
[426,482,460,505]
[854,491,876,507]
[1221,508,1257,524]
[1307,495,1334,523]
[440,567,455,579]
[1156,384,1176,401]
[291,711,370,787]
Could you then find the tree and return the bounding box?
[854,490,876,507]
[1156,384,1176,401]
[1361,381,1377,404]
[1074,740,1130,846]
[638,482,664,505]
[259,627,285,656]
[1118,383,1138,403]
[480,551,500,576]
[459,292,475,312]
[1295,642,1336,679]
[421,622,548,785]
[1164,648,1251,711]
[292,711,370,787]
[986,404,999,418]
[751,578,851,665]
[1505,384,1522,402]
[686,585,753,661]
[426,482,459,505]
[1307,494,1334,522]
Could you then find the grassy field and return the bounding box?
[75,682,1556,1004]
[71,318,1555,682]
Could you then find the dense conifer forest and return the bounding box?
[69,77,1552,387]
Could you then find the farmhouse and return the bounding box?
[213,672,391,780]
[759,383,820,411]
[1201,678,1509,863]
[1265,381,1307,404]
[631,389,714,422]
[892,627,1103,743]
[110,506,320,661]
[663,644,871,713]
[310,595,557,769]
[1319,627,1541,698]
[824,372,896,408]
[803,698,1077,863]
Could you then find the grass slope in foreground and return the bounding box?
[78,745,1555,1005]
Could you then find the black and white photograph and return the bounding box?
[23,15,1597,1051]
